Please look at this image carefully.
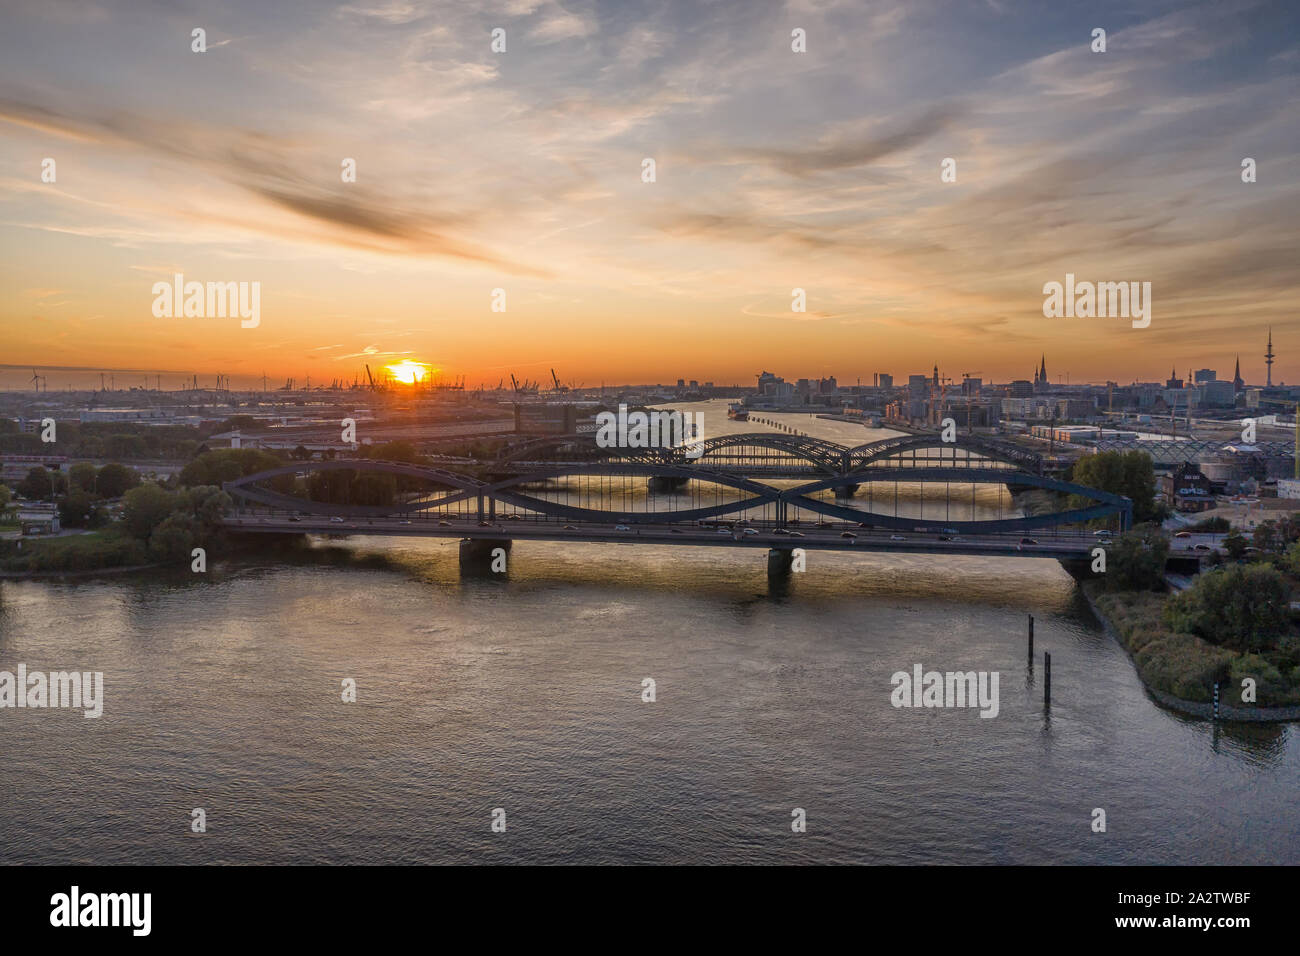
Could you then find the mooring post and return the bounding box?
[1213,681,1220,721]
[1044,651,1051,708]
[1028,614,1034,662]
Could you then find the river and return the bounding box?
[1,399,1296,864]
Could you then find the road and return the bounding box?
[222,513,1121,558]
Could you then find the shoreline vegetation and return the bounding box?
[1082,583,1300,722]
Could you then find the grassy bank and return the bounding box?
[1084,581,1300,708]
[0,528,151,574]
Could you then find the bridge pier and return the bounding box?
[767,547,795,577]
[459,537,512,575]
[647,475,690,494]
[834,483,860,499]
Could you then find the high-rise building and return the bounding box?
[878,373,893,389]
[1194,369,1216,385]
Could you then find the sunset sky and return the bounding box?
[1,0,1297,389]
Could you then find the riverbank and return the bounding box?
[1081,581,1300,721]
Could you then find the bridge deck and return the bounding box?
[222,515,1107,559]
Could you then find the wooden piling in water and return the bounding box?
[1044,651,1051,707]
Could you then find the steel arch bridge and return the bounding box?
[846,433,1043,473]
[221,454,1131,536]
[484,430,1044,477]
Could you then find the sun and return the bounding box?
[385,360,433,385]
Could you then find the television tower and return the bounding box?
[1265,327,1275,387]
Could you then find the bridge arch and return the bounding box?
[782,467,1130,533]
[489,433,671,467]
[846,434,1043,474]
[684,432,846,473]
[484,461,782,524]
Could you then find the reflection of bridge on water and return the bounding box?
[221,432,1132,571]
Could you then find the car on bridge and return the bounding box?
[615,524,631,532]
[1020,537,1038,545]
[330,516,344,523]
[889,534,905,541]
[743,528,759,536]
[840,531,857,539]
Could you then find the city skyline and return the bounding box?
[2,0,1297,386]
[0,334,1292,392]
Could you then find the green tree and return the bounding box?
[0,484,11,509]
[1105,523,1170,591]
[179,448,284,488]
[58,491,98,528]
[1252,520,1283,553]
[69,462,98,493]
[1071,450,1158,523]
[1223,531,1249,561]
[16,466,65,500]
[1282,541,1300,577]
[1164,564,1291,652]
[178,485,233,539]
[95,462,139,498]
[149,514,197,562]
[122,483,177,539]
